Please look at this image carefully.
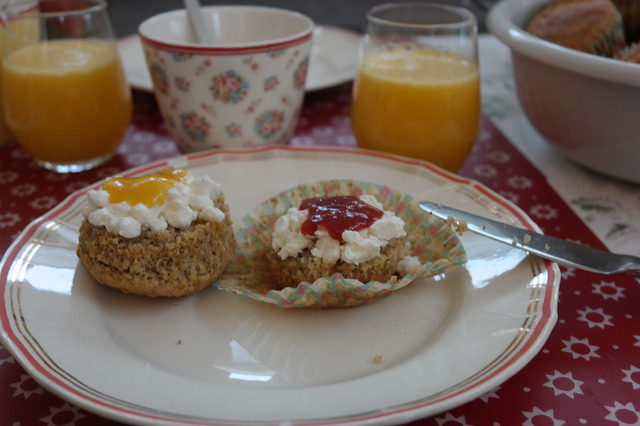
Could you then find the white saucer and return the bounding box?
[117,25,361,92]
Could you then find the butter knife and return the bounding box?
[419,201,640,276]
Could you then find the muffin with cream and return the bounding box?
[216,179,466,308]
[270,194,416,288]
[77,169,235,297]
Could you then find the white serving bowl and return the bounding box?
[487,0,640,183]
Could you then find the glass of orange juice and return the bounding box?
[351,3,480,172]
[1,0,132,173]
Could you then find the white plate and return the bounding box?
[117,25,361,93]
[0,146,559,425]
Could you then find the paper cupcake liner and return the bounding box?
[617,41,640,62]
[214,179,466,308]
[588,12,626,57]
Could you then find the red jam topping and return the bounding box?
[299,195,384,241]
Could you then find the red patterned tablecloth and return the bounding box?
[1,85,639,426]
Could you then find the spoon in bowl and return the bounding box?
[184,0,216,44]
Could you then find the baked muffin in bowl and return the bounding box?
[487,0,640,183]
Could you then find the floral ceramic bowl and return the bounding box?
[139,6,313,152]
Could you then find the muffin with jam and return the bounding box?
[217,179,466,308]
[77,169,235,297]
[269,194,411,288]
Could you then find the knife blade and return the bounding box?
[419,201,640,276]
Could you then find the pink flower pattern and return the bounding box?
[170,52,192,62]
[293,56,309,90]
[266,49,286,58]
[264,75,279,91]
[195,59,212,76]
[225,122,242,138]
[174,77,190,92]
[254,109,285,140]
[149,62,169,94]
[243,57,259,71]
[180,112,211,141]
[210,71,249,104]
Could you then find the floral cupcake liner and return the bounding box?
[617,41,640,62]
[214,179,467,308]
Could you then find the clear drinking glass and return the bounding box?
[350,3,480,172]
[1,0,132,173]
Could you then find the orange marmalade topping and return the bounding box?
[102,169,188,207]
[299,195,384,241]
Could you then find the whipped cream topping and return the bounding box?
[83,171,225,238]
[272,194,407,265]
[396,255,422,276]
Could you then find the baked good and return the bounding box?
[527,0,626,57]
[268,194,411,288]
[610,0,640,42]
[216,179,467,309]
[617,42,640,62]
[77,169,235,297]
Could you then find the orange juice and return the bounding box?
[0,30,13,146]
[2,39,132,164]
[351,47,480,172]
[0,15,40,145]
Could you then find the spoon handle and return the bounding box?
[184,0,215,44]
